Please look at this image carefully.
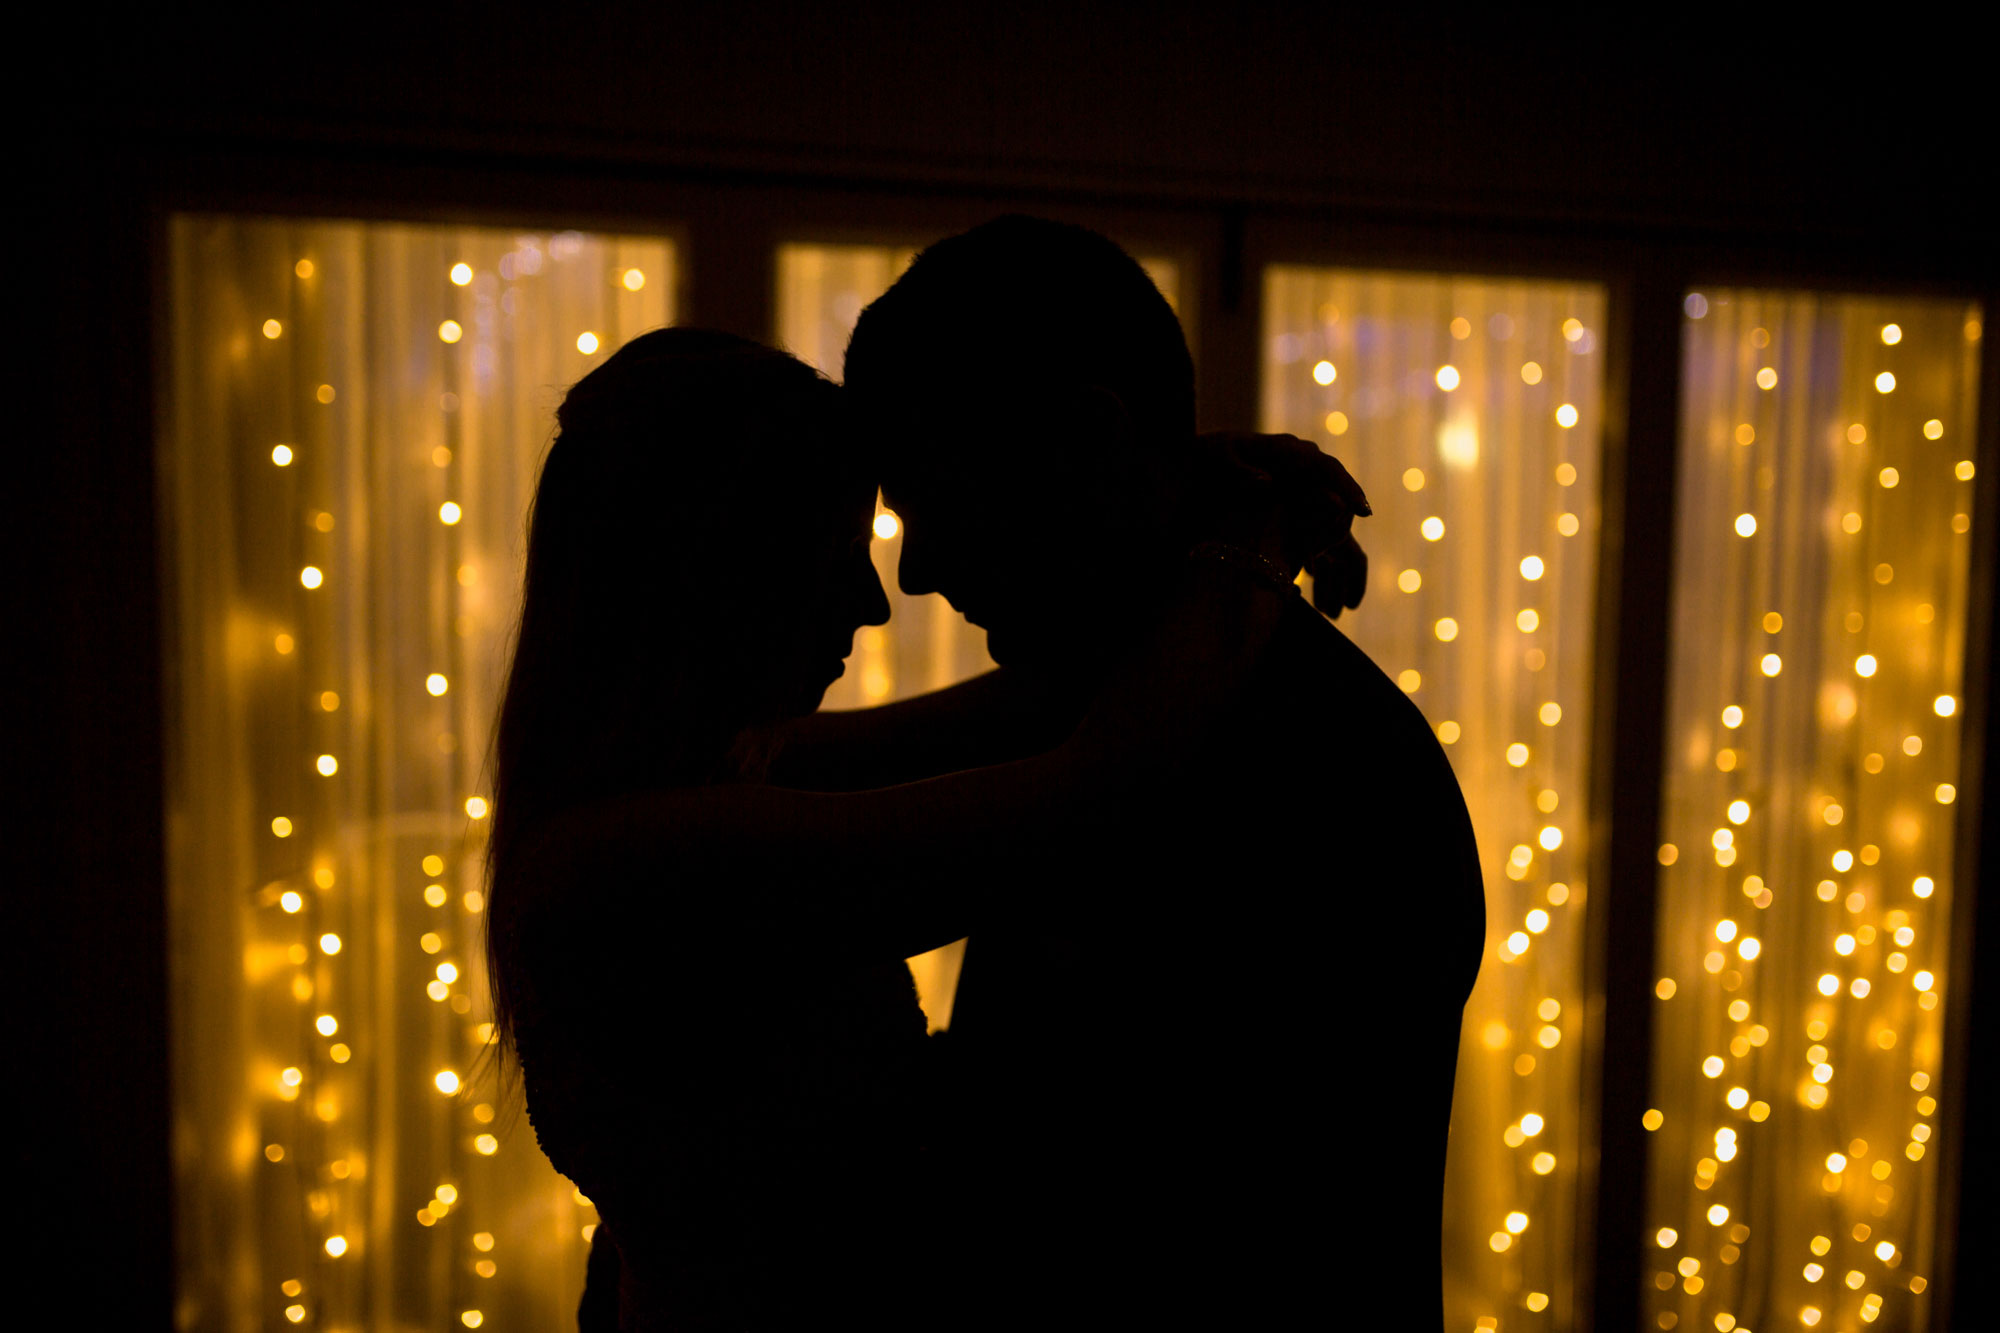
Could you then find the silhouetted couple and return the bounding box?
[482,216,1485,1331]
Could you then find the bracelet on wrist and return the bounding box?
[1186,540,1298,593]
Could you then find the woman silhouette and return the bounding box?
[481,327,1356,1330]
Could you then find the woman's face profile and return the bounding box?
[768,467,890,716]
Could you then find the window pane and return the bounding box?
[1262,266,1608,1328]
[163,216,674,1331]
[1649,292,1982,1330]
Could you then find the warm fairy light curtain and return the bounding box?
[1645,293,1983,1332]
[161,216,674,1332]
[1262,268,1608,1329]
[774,241,1181,1033]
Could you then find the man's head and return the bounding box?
[843,215,1196,669]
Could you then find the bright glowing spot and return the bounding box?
[317,385,335,403]
[1880,323,1901,345]
[427,673,449,696]
[1397,669,1421,693]
[1934,694,1956,717]
[438,320,463,344]
[1756,367,1778,389]
[1936,784,1956,805]
[424,884,447,907]
[1507,743,1530,768]
[476,1133,499,1155]
[1520,555,1545,581]
[577,332,600,354]
[1539,826,1562,851]
[263,319,283,339]
[295,260,314,279]
[1312,360,1336,385]
[1879,467,1899,488]
[439,501,462,525]
[450,263,473,285]
[1761,654,1782,677]
[1555,403,1578,428]
[1434,617,1459,642]
[1956,458,1975,478]
[1525,909,1549,933]
[271,444,294,466]
[1833,850,1854,872]
[1715,918,1737,942]
[324,1236,348,1258]
[281,891,303,913]
[1735,513,1757,537]
[1517,609,1539,632]
[465,796,489,819]
[462,1312,483,1329]
[424,855,445,876]
[316,754,338,776]
[1855,655,1877,678]
[1722,705,1742,728]
[316,1014,338,1036]
[1506,1212,1529,1234]
[1875,371,1896,393]
[1702,1056,1724,1077]
[1819,974,1841,996]
[437,962,459,985]
[272,816,295,838]
[1658,1228,1678,1247]
[873,511,900,539]
[1435,365,1460,391]
[320,933,341,954]
[1421,517,1445,541]
[435,1070,460,1095]
[1403,468,1426,491]
[301,566,324,589]
[1521,361,1543,384]
[1437,720,1460,744]
[286,1305,305,1324]
[1397,568,1422,593]
[1556,512,1579,536]
[1539,703,1561,726]
[1827,1153,1848,1173]
[1914,876,1935,898]
[623,268,646,290]
[1555,462,1577,486]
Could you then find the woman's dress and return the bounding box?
[511,923,946,1332]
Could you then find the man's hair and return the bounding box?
[844,214,1194,446]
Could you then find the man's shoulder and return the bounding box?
[1252,600,1477,815]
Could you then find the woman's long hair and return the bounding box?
[480,327,851,1088]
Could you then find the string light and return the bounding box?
[1651,291,1972,1332]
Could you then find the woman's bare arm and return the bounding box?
[765,666,1091,792]
[505,557,1297,968]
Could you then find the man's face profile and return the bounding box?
[870,380,1121,670]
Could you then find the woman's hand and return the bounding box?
[1189,432,1371,619]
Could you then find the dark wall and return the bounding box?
[14,7,1994,1328]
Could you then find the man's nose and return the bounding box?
[895,526,940,599]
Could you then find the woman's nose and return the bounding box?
[856,561,891,626]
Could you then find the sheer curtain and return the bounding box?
[773,241,1181,1033]
[161,216,674,1331]
[1646,293,1983,1333]
[1261,269,1609,1330]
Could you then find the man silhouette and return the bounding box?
[772,215,1486,1328]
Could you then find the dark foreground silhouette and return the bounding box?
[486,217,1484,1332]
